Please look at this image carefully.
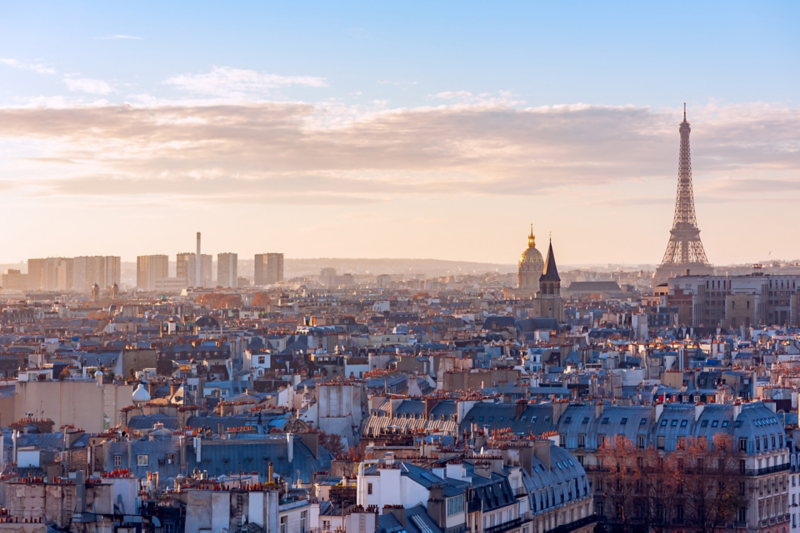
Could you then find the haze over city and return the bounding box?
[1,1,798,266]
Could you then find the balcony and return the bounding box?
[745,463,790,476]
[549,514,598,533]
[514,487,529,497]
[485,517,523,533]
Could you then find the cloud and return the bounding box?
[99,35,143,40]
[164,67,328,97]
[0,101,797,207]
[64,78,115,95]
[0,58,55,75]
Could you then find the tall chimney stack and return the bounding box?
[196,232,201,287]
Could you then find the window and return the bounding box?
[712,420,719,427]
[738,508,747,523]
[367,483,373,495]
[323,520,331,532]
[300,511,307,533]
[773,435,777,448]
[137,454,148,466]
[578,434,586,448]
[602,417,610,425]
[620,418,628,425]
[582,417,590,424]
[640,418,647,426]
[680,420,688,427]
[637,435,645,449]
[671,420,678,427]
[564,416,572,424]
[447,494,465,516]
[559,434,566,447]
[114,455,122,467]
[701,420,709,427]
[598,434,606,447]
[165,525,175,533]
[661,420,668,427]
[657,436,665,450]
[722,421,729,428]
[740,438,747,451]
[677,437,686,450]
[280,516,287,533]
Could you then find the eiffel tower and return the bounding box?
[653,105,713,286]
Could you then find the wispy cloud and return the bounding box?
[99,35,143,40]
[0,101,797,208]
[164,67,328,98]
[0,58,55,75]
[64,77,115,95]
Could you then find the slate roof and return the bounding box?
[188,438,331,484]
[459,403,556,435]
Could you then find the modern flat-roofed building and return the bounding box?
[136,255,168,291]
[255,252,284,285]
[217,253,238,288]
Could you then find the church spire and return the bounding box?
[528,224,535,248]
[540,238,560,282]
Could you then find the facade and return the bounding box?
[176,252,196,286]
[177,252,213,287]
[256,252,285,285]
[42,257,72,291]
[72,256,121,292]
[218,252,238,288]
[0,269,29,290]
[136,254,169,291]
[26,258,46,290]
[668,271,800,327]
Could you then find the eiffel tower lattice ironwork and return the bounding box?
[654,105,712,284]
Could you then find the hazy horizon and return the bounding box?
[1,2,798,265]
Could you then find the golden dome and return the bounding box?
[520,225,544,264]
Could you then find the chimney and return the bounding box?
[426,486,446,529]
[533,439,551,470]
[268,462,274,484]
[694,402,705,422]
[655,402,664,422]
[595,400,604,420]
[383,505,406,528]
[196,232,202,287]
[515,399,527,419]
[733,400,742,420]
[287,433,294,463]
[552,400,568,424]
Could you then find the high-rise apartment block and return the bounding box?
[42,258,72,291]
[217,253,238,288]
[254,253,284,285]
[176,253,196,286]
[72,256,121,292]
[136,255,169,291]
[177,253,212,287]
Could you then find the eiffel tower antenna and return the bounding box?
[653,105,713,285]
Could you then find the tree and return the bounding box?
[596,433,746,533]
[252,292,270,307]
[319,431,346,457]
[598,435,640,531]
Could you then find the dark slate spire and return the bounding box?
[540,238,560,282]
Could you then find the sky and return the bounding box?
[0,1,798,266]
